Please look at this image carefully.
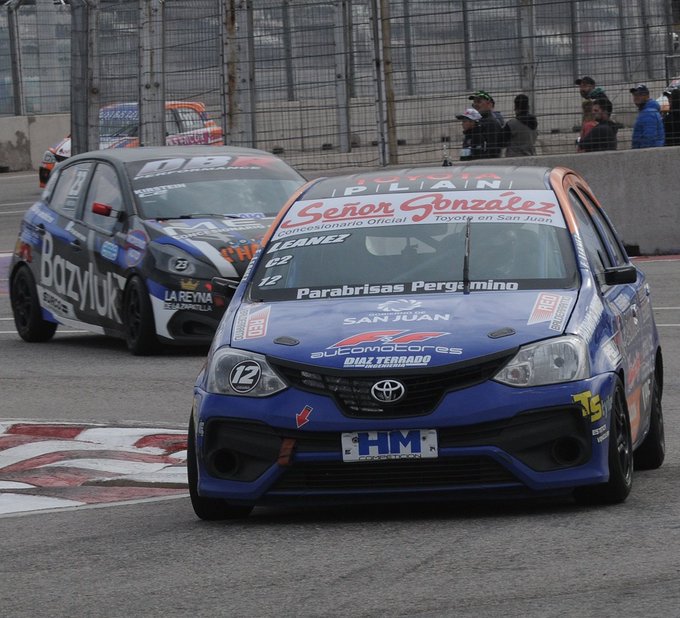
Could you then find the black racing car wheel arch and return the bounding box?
[123,276,159,356]
[634,364,665,470]
[10,265,58,343]
[575,379,633,505]
[187,417,253,521]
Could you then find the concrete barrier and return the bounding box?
[1,112,678,254]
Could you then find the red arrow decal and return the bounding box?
[296,405,313,428]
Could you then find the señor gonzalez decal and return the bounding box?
[272,190,565,240]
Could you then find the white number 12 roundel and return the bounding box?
[229,360,262,393]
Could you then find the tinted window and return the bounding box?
[568,190,612,274]
[251,189,579,302]
[48,162,92,219]
[126,154,303,219]
[165,109,181,136]
[82,163,123,234]
[176,108,205,132]
[578,190,627,266]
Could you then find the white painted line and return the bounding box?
[0,330,89,334]
[0,209,31,215]
[0,493,85,515]
[39,459,172,475]
[0,440,125,468]
[654,307,680,310]
[0,492,188,519]
[657,323,680,326]
[78,427,185,450]
[0,481,36,490]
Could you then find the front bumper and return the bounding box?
[192,373,617,506]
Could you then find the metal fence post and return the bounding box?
[462,0,473,91]
[7,0,25,117]
[71,0,100,156]
[282,0,295,102]
[139,0,165,147]
[518,0,536,109]
[334,0,350,153]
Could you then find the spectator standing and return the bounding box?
[575,76,607,100]
[468,90,503,158]
[577,99,597,152]
[455,108,486,161]
[578,97,618,152]
[630,84,665,148]
[663,89,680,146]
[502,94,538,157]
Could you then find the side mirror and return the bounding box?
[604,264,638,285]
[211,276,240,308]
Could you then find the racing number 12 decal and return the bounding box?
[229,360,262,393]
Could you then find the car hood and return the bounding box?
[144,217,274,278]
[228,290,578,369]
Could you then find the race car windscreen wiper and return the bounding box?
[463,217,471,295]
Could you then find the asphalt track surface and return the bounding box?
[1,171,680,617]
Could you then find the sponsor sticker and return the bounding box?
[528,292,572,331]
[233,305,271,340]
[101,241,119,262]
[273,190,565,239]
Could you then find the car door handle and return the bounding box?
[70,239,82,251]
[36,223,45,236]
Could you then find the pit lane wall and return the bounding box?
[0,112,678,255]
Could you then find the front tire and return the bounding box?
[634,370,665,470]
[10,265,57,342]
[187,417,253,521]
[123,276,158,355]
[575,381,633,505]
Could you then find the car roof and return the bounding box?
[67,145,292,165]
[304,164,553,198]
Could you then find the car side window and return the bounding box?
[165,109,181,136]
[568,190,612,276]
[577,190,627,266]
[176,107,205,131]
[82,163,123,234]
[48,163,92,219]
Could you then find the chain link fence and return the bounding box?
[1,0,678,171]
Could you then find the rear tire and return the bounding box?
[575,381,633,505]
[10,265,57,342]
[634,371,665,470]
[123,276,158,355]
[187,418,253,521]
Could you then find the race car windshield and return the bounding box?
[126,156,303,220]
[249,220,579,302]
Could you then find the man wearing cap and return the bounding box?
[469,90,503,158]
[578,97,618,152]
[630,84,665,148]
[575,76,607,100]
[455,108,486,161]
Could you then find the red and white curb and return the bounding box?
[0,422,188,515]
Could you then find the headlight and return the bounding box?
[150,243,216,278]
[206,347,287,397]
[493,335,589,387]
[42,150,57,165]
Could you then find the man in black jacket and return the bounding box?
[468,90,504,158]
[578,97,618,152]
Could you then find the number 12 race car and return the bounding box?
[188,165,664,519]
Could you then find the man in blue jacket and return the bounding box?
[630,84,665,148]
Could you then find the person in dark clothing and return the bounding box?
[502,94,538,157]
[663,89,680,146]
[575,76,607,100]
[455,107,486,161]
[468,90,503,158]
[578,97,618,152]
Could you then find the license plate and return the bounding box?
[341,429,438,462]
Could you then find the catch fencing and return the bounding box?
[1,0,678,171]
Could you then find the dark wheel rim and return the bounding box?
[126,286,142,342]
[614,390,633,483]
[12,274,33,329]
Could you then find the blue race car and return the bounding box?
[189,165,664,519]
[10,146,304,354]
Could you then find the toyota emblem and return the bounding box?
[371,379,406,404]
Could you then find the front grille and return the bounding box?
[271,457,517,491]
[271,351,515,418]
